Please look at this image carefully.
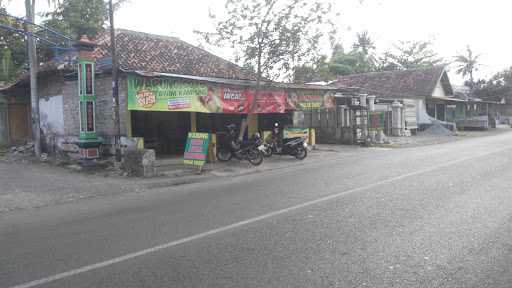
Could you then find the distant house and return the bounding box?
[331,66,459,131]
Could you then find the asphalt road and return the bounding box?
[2,132,512,288]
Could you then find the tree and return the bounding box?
[327,33,377,77]
[352,30,375,56]
[331,42,344,58]
[379,40,443,71]
[42,0,129,39]
[293,55,332,83]
[454,45,481,89]
[0,7,27,82]
[43,0,108,39]
[196,0,338,86]
[473,67,512,102]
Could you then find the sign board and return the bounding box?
[127,75,286,114]
[283,128,309,141]
[286,90,336,110]
[369,111,385,131]
[184,132,210,166]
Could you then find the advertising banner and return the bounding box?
[286,90,336,110]
[283,128,309,141]
[184,132,210,166]
[127,76,220,113]
[128,75,286,114]
[252,89,286,113]
[220,86,251,113]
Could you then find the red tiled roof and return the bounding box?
[93,29,255,80]
[331,66,453,98]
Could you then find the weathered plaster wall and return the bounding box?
[38,74,66,139]
[39,95,64,136]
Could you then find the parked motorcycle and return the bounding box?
[217,124,264,166]
[261,123,308,160]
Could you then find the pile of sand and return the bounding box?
[419,123,456,136]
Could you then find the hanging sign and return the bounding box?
[127,76,217,113]
[251,89,286,113]
[220,86,251,113]
[184,132,211,166]
[286,90,336,110]
[127,75,286,114]
[283,128,309,141]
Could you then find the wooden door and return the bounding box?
[8,104,31,143]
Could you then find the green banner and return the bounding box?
[286,90,336,110]
[184,132,210,166]
[127,75,221,113]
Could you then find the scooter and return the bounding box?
[261,123,308,160]
[217,124,264,166]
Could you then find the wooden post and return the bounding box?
[309,128,316,147]
[191,112,197,132]
[247,113,258,137]
[25,0,41,157]
[126,110,132,138]
[109,0,122,162]
[208,133,216,163]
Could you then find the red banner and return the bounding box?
[251,89,286,113]
[220,86,251,113]
[219,86,286,114]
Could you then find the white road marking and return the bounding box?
[8,146,511,288]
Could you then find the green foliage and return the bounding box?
[327,32,377,76]
[378,40,443,71]
[293,31,379,80]
[454,45,480,89]
[473,67,512,102]
[43,0,108,39]
[352,31,375,56]
[196,0,338,81]
[293,55,332,83]
[0,7,26,82]
[330,50,375,75]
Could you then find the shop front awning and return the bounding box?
[126,70,358,113]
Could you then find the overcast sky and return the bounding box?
[6,0,512,85]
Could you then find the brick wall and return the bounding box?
[62,74,128,142]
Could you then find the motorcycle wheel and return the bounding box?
[217,149,232,162]
[262,146,273,157]
[247,149,264,166]
[294,146,307,160]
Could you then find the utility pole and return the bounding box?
[109,0,121,162]
[25,0,41,157]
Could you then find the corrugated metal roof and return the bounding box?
[130,70,360,93]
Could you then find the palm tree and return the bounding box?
[351,31,377,72]
[352,31,375,56]
[454,46,481,89]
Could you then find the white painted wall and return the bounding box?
[403,99,418,130]
[416,98,433,125]
[39,95,64,136]
[432,81,446,97]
